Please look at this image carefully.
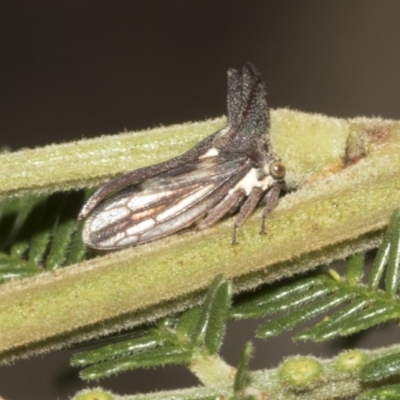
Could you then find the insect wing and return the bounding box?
[82,156,251,249]
[77,131,218,221]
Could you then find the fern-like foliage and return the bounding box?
[231,208,400,342]
[70,210,400,400]
[0,190,90,283]
[71,274,231,380]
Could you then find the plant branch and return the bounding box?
[0,110,399,363]
[72,345,400,400]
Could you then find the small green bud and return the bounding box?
[279,357,322,388]
[328,268,342,282]
[336,350,366,372]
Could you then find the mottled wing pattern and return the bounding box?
[82,155,251,249]
[78,131,219,221]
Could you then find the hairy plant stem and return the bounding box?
[73,345,400,400]
[0,109,399,363]
[189,354,236,386]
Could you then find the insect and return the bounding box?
[78,63,285,250]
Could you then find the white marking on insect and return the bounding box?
[156,185,213,222]
[199,148,219,159]
[127,192,172,211]
[141,199,213,241]
[103,197,131,211]
[90,207,131,231]
[116,235,139,246]
[126,218,156,235]
[230,168,274,196]
[217,126,230,137]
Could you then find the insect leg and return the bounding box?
[232,187,264,244]
[260,184,281,234]
[197,189,246,230]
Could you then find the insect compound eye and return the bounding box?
[269,161,286,180]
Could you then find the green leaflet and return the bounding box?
[368,230,391,290]
[231,276,334,319]
[357,354,400,400]
[357,384,400,400]
[175,307,202,343]
[73,274,232,381]
[360,352,400,382]
[71,332,162,366]
[385,209,400,297]
[229,209,400,342]
[296,299,369,341]
[256,290,351,338]
[346,253,364,285]
[233,342,253,394]
[0,190,90,283]
[80,345,193,380]
[191,274,231,354]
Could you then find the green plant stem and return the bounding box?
[72,345,400,400]
[189,354,236,386]
[0,110,399,362]
[0,109,352,198]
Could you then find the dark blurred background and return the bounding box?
[1,1,400,399]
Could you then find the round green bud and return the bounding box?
[336,350,366,372]
[279,357,322,388]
